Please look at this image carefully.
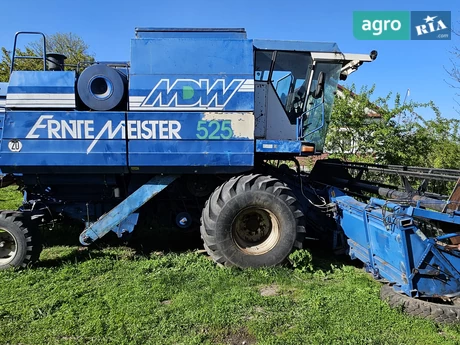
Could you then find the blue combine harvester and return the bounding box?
[0,28,459,323]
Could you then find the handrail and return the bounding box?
[10,32,47,73]
[297,101,325,140]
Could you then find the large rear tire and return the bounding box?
[200,174,305,268]
[380,284,460,324]
[0,211,41,270]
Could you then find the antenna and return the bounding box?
[402,88,410,105]
[397,88,410,124]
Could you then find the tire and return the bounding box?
[380,284,460,324]
[77,64,127,111]
[200,174,305,268]
[0,211,42,270]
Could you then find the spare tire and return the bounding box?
[77,64,127,111]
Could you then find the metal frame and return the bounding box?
[10,32,47,73]
[332,193,460,298]
[79,175,178,245]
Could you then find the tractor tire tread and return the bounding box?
[200,174,305,268]
[380,284,460,324]
[0,211,42,269]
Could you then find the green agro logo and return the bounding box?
[353,11,410,40]
[353,11,451,40]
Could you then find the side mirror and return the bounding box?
[313,71,325,99]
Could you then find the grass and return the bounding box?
[1,186,460,344]
[0,185,24,210]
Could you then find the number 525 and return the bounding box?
[196,120,233,140]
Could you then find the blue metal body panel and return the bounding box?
[80,175,178,244]
[253,39,340,53]
[129,75,254,111]
[0,114,4,162]
[6,71,76,108]
[255,140,301,154]
[130,38,253,75]
[129,37,254,112]
[111,213,139,238]
[0,111,127,172]
[127,111,254,170]
[0,110,255,173]
[332,192,460,298]
[7,71,75,93]
[135,27,247,39]
[0,82,7,96]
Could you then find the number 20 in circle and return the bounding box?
[8,139,22,152]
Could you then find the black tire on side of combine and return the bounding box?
[200,174,306,268]
[0,211,42,270]
[380,284,460,324]
[77,64,127,111]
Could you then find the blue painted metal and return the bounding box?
[255,140,301,154]
[127,111,254,170]
[129,75,254,112]
[111,213,139,238]
[129,36,254,112]
[253,39,340,53]
[0,83,7,96]
[79,175,178,244]
[0,110,255,173]
[0,111,128,173]
[7,71,76,108]
[130,38,253,75]
[332,194,460,298]
[7,71,75,94]
[0,113,4,162]
[135,27,247,39]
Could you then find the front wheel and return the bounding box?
[200,174,305,268]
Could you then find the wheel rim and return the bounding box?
[0,228,17,265]
[231,207,280,255]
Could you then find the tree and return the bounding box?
[325,84,460,169]
[423,114,460,169]
[0,32,95,82]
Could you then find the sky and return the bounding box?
[0,0,458,119]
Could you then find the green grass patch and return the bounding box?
[1,248,459,345]
[1,186,459,344]
[0,185,22,210]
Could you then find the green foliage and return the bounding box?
[0,32,95,82]
[288,249,313,273]
[326,84,460,169]
[423,114,460,169]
